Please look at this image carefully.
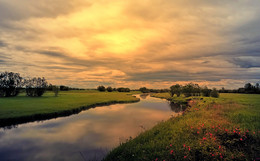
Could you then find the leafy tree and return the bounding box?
[170,84,182,97]
[182,83,194,97]
[107,86,113,92]
[25,77,48,97]
[192,84,201,96]
[256,83,259,89]
[139,87,149,93]
[201,86,211,97]
[210,88,219,98]
[0,72,23,97]
[97,85,106,92]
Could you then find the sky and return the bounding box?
[0,0,260,89]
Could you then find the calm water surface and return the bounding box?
[0,95,183,161]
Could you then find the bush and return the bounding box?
[97,85,106,92]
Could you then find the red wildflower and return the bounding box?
[184,156,187,159]
[197,131,200,134]
[155,158,158,161]
[170,144,172,147]
[240,138,243,141]
[203,137,207,141]
[219,145,221,149]
[212,154,214,156]
[183,144,186,147]
[188,146,191,151]
[170,150,174,154]
[220,155,223,159]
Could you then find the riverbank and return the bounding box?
[104,93,260,161]
[0,90,140,127]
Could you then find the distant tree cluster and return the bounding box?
[97,86,130,92]
[0,71,55,97]
[170,83,219,98]
[219,82,260,94]
[117,87,130,92]
[139,87,150,93]
[25,77,48,97]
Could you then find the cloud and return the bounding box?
[0,40,8,47]
[0,0,260,88]
[230,57,260,68]
[0,0,92,21]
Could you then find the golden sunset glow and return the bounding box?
[0,0,260,88]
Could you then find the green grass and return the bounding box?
[0,90,139,120]
[104,93,260,161]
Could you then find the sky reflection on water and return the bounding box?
[0,95,181,161]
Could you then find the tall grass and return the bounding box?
[104,93,260,161]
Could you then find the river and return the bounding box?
[0,94,184,161]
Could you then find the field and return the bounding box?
[104,93,260,161]
[0,90,140,127]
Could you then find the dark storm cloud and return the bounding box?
[230,57,260,68]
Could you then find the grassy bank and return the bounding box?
[104,93,260,161]
[0,90,140,127]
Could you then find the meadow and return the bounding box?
[0,90,140,127]
[104,93,260,161]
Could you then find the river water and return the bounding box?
[0,94,183,161]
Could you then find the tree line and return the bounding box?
[139,83,219,98]
[0,72,48,97]
[97,86,130,92]
[219,83,260,94]
[170,83,219,98]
